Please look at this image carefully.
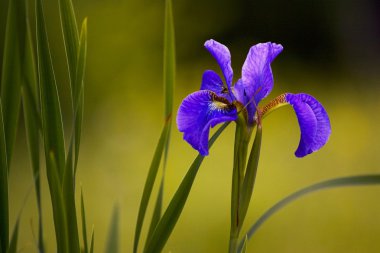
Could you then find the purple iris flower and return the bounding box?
[176,39,331,157]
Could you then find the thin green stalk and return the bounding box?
[229,116,252,253]
[238,125,262,231]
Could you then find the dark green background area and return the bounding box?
[1,0,380,252]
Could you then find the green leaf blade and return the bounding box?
[163,0,175,120]
[143,122,230,253]
[47,152,69,253]
[58,0,79,89]
[89,228,94,253]
[21,7,44,251]
[6,217,19,253]
[62,157,80,253]
[146,0,176,244]
[0,102,9,253]
[73,18,88,174]
[81,189,88,253]
[133,123,170,253]
[104,205,119,253]
[35,0,66,179]
[238,174,380,252]
[1,0,25,167]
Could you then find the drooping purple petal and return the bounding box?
[200,70,232,102]
[204,39,234,100]
[177,90,237,155]
[285,93,331,157]
[241,42,283,105]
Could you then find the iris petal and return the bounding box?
[177,90,237,155]
[285,93,331,157]
[241,42,283,105]
[204,39,234,98]
[233,79,256,124]
[200,70,231,102]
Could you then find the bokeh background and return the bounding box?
[1,0,380,252]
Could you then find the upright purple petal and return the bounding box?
[233,79,256,124]
[177,90,237,155]
[204,39,234,99]
[241,42,283,104]
[285,93,331,157]
[200,70,232,102]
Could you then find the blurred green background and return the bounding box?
[1,0,380,252]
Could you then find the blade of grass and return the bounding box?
[163,0,175,120]
[73,18,87,174]
[0,102,8,253]
[146,0,176,242]
[81,189,88,253]
[66,17,87,178]
[62,144,80,253]
[89,228,94,253]
[6,217,19,253]
[61,20,87,252]
[36,1,68,251]
[35,0,66,179]
[21,2,44,251]
[104,205,119,253]
[47,152,69,253]
[238,174,380,252]
[6,175,38,253]
[240,235,247,253]
[133,122,170,253]
[143,122,230,253]
[146,180,164,240]
[0,0,25,166]
[58,0,79,90]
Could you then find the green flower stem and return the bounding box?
[239,125,262,228]
[229,114,252,253]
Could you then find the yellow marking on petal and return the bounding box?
[212,101,229,109]
[209,91,235,112]
[260,93,288,118]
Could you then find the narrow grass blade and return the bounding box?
[1,0,25,167]
[89,228,94,253]
[47,152,69,253]
[240,235,247,253]
[81,189,88,253]
[58,0,79,89]
[104,205,119,253]
[239,126,262,228]
[146,180,164,240]
[21,4,44,251]
[6,217,19,253]
[35,0,66,179]
[62,148,80,253]
[143,122,230,253]
[0,102,9,253]
[146,0,176,242]
[238,174,380,252]
[163,0,175,120]
[73,18,87,174]
[133,123,170,253]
